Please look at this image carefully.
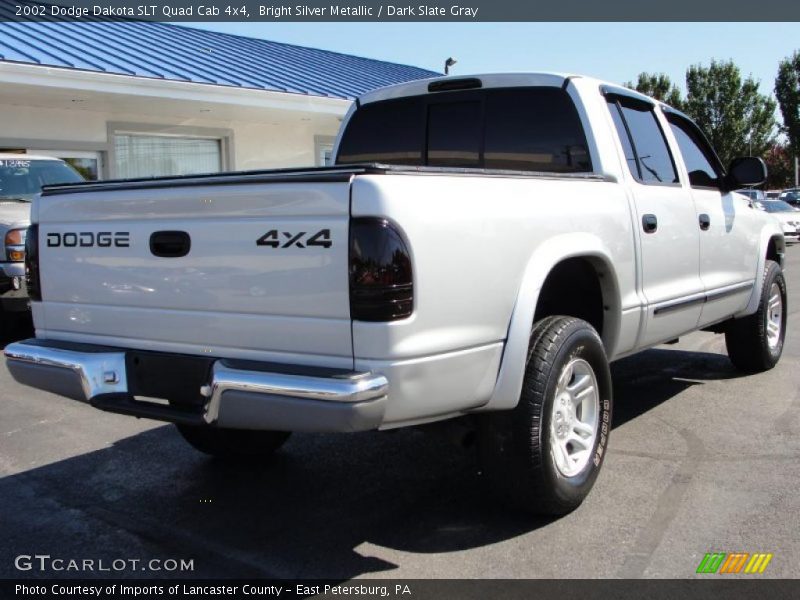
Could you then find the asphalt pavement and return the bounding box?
[1,250,799,580]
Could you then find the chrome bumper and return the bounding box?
[4,339,388,432]
[0,262,25,279]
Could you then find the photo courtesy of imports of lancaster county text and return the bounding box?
[0,0,799,598]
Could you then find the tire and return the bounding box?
[176,424,291,461]
[494,316,613,515]
[725,260,787,373]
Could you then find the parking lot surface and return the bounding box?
[1,250,799,579]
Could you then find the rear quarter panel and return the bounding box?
[351,173,637,422]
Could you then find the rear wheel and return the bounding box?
[176,424,291,461]
[725,260,786,373]
[492,316,613,515]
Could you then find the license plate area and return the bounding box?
[126,351,214,406]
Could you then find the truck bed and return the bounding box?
[40,163,612,196]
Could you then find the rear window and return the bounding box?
[427,101,482,167]
[336,98,425,165]
[337,87,592,173]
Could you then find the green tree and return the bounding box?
[775,51,800,161]
[624,72,684,109]
[764,144,794,189]
[683,60,777,166]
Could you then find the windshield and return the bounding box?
[0,159,84,202]
[762,200,797,213]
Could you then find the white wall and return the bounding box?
[0,101,343,173]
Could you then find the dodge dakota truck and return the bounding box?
[0,155,83,333]
[4,73,785,514]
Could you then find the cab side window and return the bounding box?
[607,97,679,185]
[666,113,724,189]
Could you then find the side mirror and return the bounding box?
[725,156,767,190]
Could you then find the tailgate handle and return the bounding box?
[150,231,191,258]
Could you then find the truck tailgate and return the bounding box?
[34,175,353,367]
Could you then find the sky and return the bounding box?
[184,22,798,99]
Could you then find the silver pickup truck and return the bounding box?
[0,155,83,331]
[4,74,785,514]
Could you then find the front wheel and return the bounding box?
[725,260,787,373]
[176,424,291,461]
[492,316,613,515]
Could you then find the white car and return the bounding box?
[0,154,83,329]
[4,73,786,515]
[756,199,800,243]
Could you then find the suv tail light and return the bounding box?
[4,228,26,262]
[25,224,41,301]
[349,218,413,321]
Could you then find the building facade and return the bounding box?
[0,17,437,179]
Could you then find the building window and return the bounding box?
[319,146,334,166]
[27,150,103,180]
[114,134,222,178]
[315,135,336,166]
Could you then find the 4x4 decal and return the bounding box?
[256,229,332,249]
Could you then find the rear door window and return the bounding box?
[607,97,679,185]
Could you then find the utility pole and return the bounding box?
[795,155,798,187]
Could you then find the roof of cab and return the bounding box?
[355,72,683,117]
[357,72,575,104]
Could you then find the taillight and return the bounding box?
[349,218,413,321]
[25,224,41,301]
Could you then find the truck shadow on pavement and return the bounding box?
[0,311,32,348]
[1,345,746,580]
[610,347,745,428]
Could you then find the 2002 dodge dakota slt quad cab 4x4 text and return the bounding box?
[5,73,786,514]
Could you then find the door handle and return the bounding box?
[642,214,658,234]
[699,213,711,231]
[150,230,191,258]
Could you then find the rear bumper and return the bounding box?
[3,339,388,432]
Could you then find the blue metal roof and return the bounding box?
[0,14,439,100]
